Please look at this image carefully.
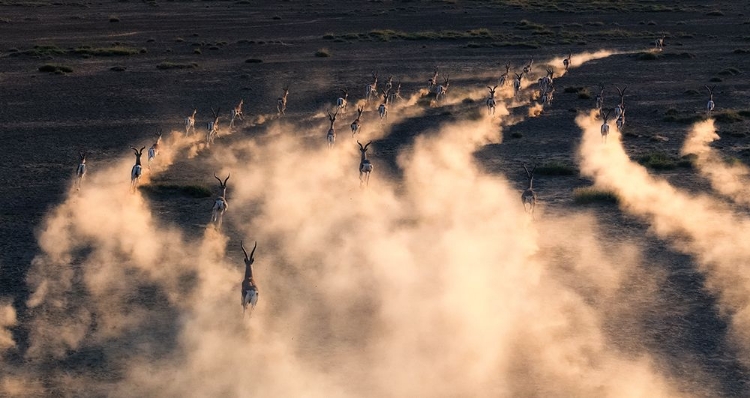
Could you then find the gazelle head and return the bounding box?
[356,106,363,119]
[131,146,146,164]
[601,109,612,123]
[504,62,510,74]
[282,86,289,97]
[487,85,497,97]
[154,129,162,143]
[598,83,605,95]
[341,88,349,99]
[79,151,86,163]
[241,240,257,268]
[371,71,378,83]
[211,107,220,123]
[191,108,197,118]
[357,140,372,157]
[545,67,554,78]
[705,85,715,100]
[328,109,338,125]
[614,85,627,103]
[523,164,536,187]
[214,173,230,197]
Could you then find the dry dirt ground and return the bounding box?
[2,0,750,396]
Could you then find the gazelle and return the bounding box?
[327,109,338,148]
[513,73,523,97]
[336,88,349,113]
[206,107,220,146]
[378,101,387,122]
[427,68,439,91]
[229,99,244,130]
[277,86,289,116]
[563,52,572,71]
[130,146,145,192]
[600,109,612,143]
[240,240,258,316]
[147,129,162,170]
[705,85,715,116]
[614,85,627,119]
[351,106,363,137]
[184,109,196,136]
[435,76,449,102]
[595,83,605,110]
[523,59,533,74]
[365,71,378,103]
[75,151,86,190]
[486,85,497,115]
[388,81,402,104]
[541,85,555,104]
[616,106,625,131]
[211,173,230,228]
[499,63,510,87]
[655,35,665,51]
[385,75,393,93]
[539,68,554,94]
[357,141,374,187]
[521,164,537,219]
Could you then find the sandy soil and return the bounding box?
[2,1,750,396]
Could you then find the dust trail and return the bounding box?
[577,110,750,367]
[0,302,15,351]
[2,80,695,396]
[186,113,689,395]
[547,50,622,78]
[681,119,750,206]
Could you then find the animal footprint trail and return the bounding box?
[577,110,750,366]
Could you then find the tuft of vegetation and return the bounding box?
[706,10,725,16]
[684,89,701,96]
[714,110,744,123]
[639,153,675,169]
[194,49,201,54]
[38,63,73,73]
[636,52,659,60]
[74,46,140,56]
[139,184,212,198]
[709,77,723,82]
[573,187,619,205]
[734,48,750,54]
[109,16,119,22]
[146,38,155,43]
[110,66,126,72]
[510,132,523,139]
[718,67,741,76]
[535,161,577,176]
[156,62,198,70]
[663,113,701,124]
[315,48,331,57]
[322,33,335,40]
[563,86,591,99]
[245,58,262,63]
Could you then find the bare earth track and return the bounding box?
[2,0,750,396]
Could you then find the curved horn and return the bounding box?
[223,173,230,185]
[364,141,372,150]
[214,173,222,184]
[241,240,249,260]
[357,141,364,150]
[249,241,257,261]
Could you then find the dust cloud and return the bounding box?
[1,78,699,397]
[681,119,750,206]
[577,111,750,369]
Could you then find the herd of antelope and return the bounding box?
[72,39,721,315]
